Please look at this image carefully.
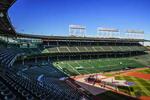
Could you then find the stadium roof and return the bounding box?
[17,33,146,42]
[0,0,150,42]
[0,0,16,35]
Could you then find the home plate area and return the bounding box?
[72,74,134,95]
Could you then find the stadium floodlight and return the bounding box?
[97,27,119,38]
[97,27,119,32]
[69,24,86,37]
[126,29,144,39]
[126,30,144,34]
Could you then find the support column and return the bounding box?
[115,53,117,58]
[129,52,131,57]
[106,53,108,58]
[48,56,50,62]
[90,55,91,59]
[35,57,37,63]
[57,41,59,46]
[57,56,58,61]
[48,42,50,46]
[69,55,71,60]
[6,35,8,48]
[22,58,24,65]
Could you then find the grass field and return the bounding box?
[53,57,146,76]
[53,53,150,76]
[137,68,150,74]
[52,54,150,99]
[115,76,150,97]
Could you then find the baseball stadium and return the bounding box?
[0,0,150,100]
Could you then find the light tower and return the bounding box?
[126,30,144,39]
[69,24,86,37]
[97,27,119,38]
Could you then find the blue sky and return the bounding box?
[9,0,150,39]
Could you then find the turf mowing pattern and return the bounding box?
[115,76,150,96]
[137,68,150,74]
[53,58,146,76]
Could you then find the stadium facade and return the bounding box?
[0,0,149,100]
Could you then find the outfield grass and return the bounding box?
[137,68,150,74]
[53,58,146,76]
[115,76,150,96]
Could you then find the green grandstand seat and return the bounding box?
[68,47,79,52]
[47,47,58,53]
[59,47,69,52]
[111,46,122,51]
[77,47,87,52]
[43,45,147,54]
[94,46,103,51]
[86,47,94,52]
[101,46,112,51]
[120,46,130,51]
